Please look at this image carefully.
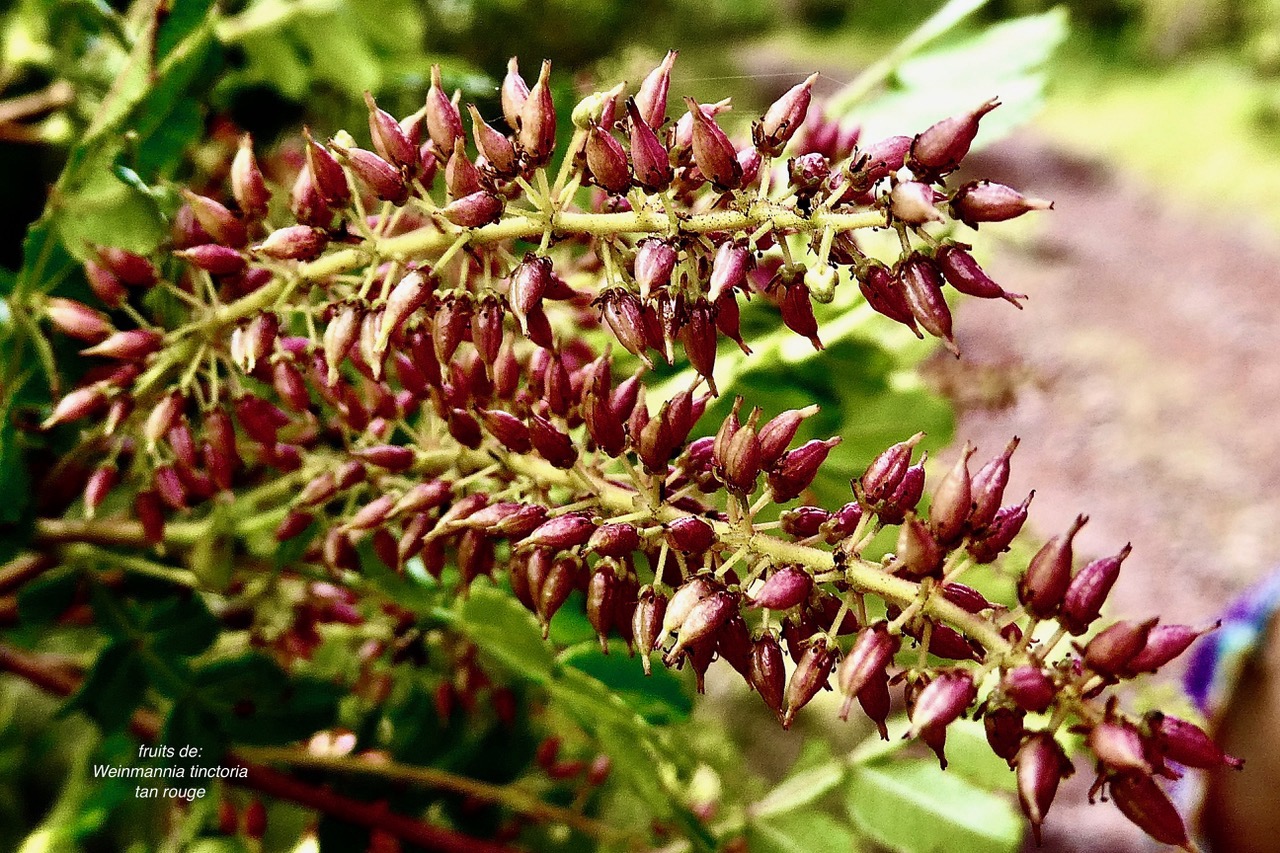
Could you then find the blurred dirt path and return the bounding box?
[927,133,1280,851]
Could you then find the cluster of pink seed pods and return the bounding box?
[32,52,1231,850]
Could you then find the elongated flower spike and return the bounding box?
[41,54,1224,849]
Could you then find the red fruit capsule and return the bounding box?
[627,99,673,192]
[1060,543,1132,636]
[951,180,1053,228]
[782,638,836,728]
[1018,514,1087,619]
[467,103,517,178]
[897,254,954,351]
[588,523,641,559]
[684,96,742,190]
[967,436,1019,531]
[425,64,464,155]
[1003,665,1056,714]
[518,60,556,166]
[907,98,999,178]
[1149,713,1244,770]
[779,280,822,350]
[665,516,715,554]
[303,129,351,207]
[441,191,503,227]
[754,72,817,156]
[929,443,975,545]
[1124,623,1214,675]
[94,246,157,288]
[633,589,667,675]
[365,91,418,171]
[665,591,736,664]
[750,633,786,719]
[967,491,1034,564]
[936,244,1026,307]
[231,134,271,217]
[634,50,676,129]
[501,57,529,132]
[1088,720,1151,774]
[1015,733,1073,846]
[1108,772,1192,849]
[1084,618,1159,677]
[750,566,813,610]
[586,123,632,195]
[837,624,900,720]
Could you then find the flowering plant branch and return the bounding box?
[8,47,1237,851]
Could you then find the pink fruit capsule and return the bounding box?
[749,566,813,610]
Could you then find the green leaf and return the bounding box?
[451,583,556,682]
[845,757,1022,853]
[753,758,846,819]
[558,641,693,724]
[748,811,862,853]
[63,642,148,733]
[139,595,219,657]
[847,9,1069,150]
[192,654,343,746]
[16,567,80,625]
